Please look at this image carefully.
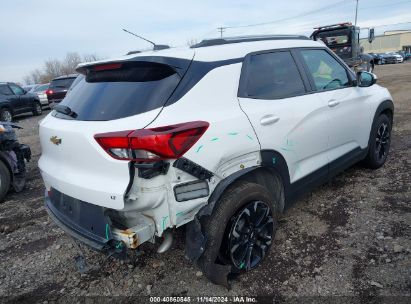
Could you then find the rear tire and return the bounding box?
[0,108,13,122]
[199,181,279,276]
[363,114,392,169]
[0,161,11,203]
[32,101,42,116]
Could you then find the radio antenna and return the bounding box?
[122,28,156,47]
[122,28,170,50]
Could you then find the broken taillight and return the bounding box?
[94,121,209,161]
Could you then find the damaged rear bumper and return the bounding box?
[45,188,156,252]
[45,189,113,251]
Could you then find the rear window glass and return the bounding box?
[57,61,181,121]
[50,78,76,89]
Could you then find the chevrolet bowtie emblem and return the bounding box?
[50,136,62,145]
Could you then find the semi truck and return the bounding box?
[311,22,375,72]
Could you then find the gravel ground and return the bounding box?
[0,62,410,303]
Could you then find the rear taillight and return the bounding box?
[94,121,209,161]
[46,89,53,95]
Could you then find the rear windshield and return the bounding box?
[57,61,181,121]
[50,78,76,89]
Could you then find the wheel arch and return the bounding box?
[0,104,13,114]
[366,99,394,152]
[375,100,394,124]
[205,150,290,217]
[185,149,290,264]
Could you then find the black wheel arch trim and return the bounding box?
[185,150,290,265]
[368,99,394,148]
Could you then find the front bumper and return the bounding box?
[45,189,113,250]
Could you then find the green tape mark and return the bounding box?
[211,137,219,141]
[176,212,184,217]
[116,242,123,249]
[272,157,276,165]
[162,216,169,231]
[246,135,253,140]
[228,132,238,136]
[239,262,245,269]
[105,223,110,240]
[196,145,204,153]
[281,147,294,152]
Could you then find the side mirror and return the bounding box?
[357,71,377,87]
[368,28,375,44]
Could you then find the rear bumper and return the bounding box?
[45,189,112,250]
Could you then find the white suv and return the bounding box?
[38,35,393,285]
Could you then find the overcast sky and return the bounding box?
[1,0,410,83]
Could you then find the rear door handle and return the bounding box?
[328,99,340,107]
[260,115,280,126]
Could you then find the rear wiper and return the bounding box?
[54,104,78,118]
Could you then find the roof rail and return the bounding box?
[191,35,310,48]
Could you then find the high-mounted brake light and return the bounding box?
[94,121,209,161]
[93,63,123,71]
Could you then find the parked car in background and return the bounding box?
[385,52,403,63]
[397,51,411,61]
[0,82,42,122]
[23,84,39,92]
[65,74,84,97]
[46,74,78,105]
[379,53,398,64]
[32,83,50,108]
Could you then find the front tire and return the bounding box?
[32,101,42,116]
[0,161,11,203]
[199,181,280,278]
[363,114,392,169]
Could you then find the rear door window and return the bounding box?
[58,61,182,121]
[240,51,306,99]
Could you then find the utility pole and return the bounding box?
[217,27,225,38]
[354,0,359,26]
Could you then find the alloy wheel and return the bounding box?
[228,200,274,271]
[375,122,390,162]
[1,111,12,122]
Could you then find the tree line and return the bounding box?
[23,52,103,85]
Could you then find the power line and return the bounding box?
[218,0,351,30]
[361,0,411,10]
